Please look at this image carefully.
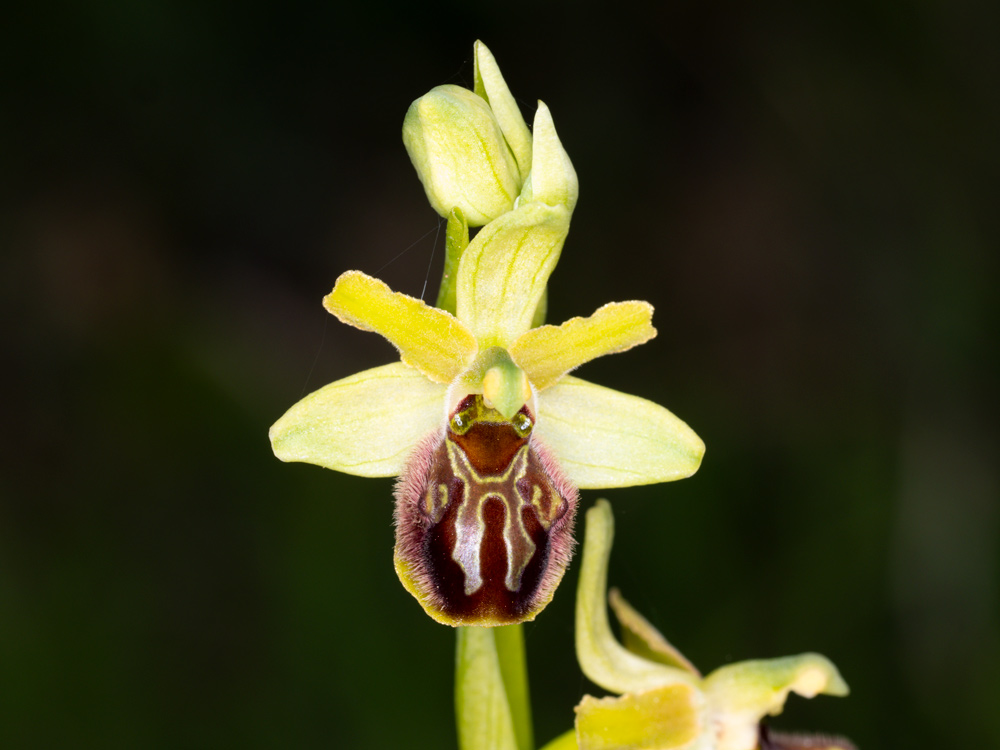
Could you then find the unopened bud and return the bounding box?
[403,84,521,226]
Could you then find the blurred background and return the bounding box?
[2,1,997,747]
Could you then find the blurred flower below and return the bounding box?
[572,500,852,750]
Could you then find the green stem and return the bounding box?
[455,625,534,750]
[495,624,534,750]
[437,208,469,315]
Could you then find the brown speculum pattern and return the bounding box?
[395,395,576,626]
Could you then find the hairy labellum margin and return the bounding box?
[394,395,578,626]
[759,724,857,750]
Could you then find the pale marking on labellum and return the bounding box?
[529,484,553,530]
[445,439,537,595]
[423,482,449,519]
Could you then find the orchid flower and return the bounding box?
[571,500,852,750]
[269,42,704,627]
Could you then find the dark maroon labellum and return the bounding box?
[394,395,578,626]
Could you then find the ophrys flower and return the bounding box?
[270,194,703,626]
[573,500,851,750]
[269,42,704,627]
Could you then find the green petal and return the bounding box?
[474,40,533,182]
[576,500,698,695]
[456,201,570,348]
[510,302,656,391]
[575,686,703,750]
[702,654,849,750]
[608,588,700,677]
[269,362,445,477]
[324,270,478,384]
[526,101,578,212]
[535,377,705,489]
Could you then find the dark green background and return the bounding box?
[3,1,997,748]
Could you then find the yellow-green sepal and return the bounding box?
[535,377,704,489]
[269,362,445,477]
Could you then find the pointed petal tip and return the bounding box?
[809,655,850,698]
[529,101,578,212]
[781,652,850,699]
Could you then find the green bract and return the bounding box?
[573,501,851,750]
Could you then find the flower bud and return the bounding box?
[403,84,522,226]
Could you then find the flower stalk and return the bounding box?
[437,207,469,314]
[456,624,533,750]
